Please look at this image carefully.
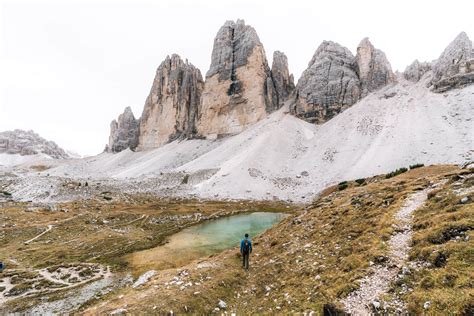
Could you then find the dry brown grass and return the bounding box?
[83,165,468,314]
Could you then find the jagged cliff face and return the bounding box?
[106,106,139,153]
[0,130,69,159]
[355,38,396,96]
[292,38,396,124]
[271,51,295,103]
[197,20,279,137]
[431,32,474,92]
[291,41,361,124]
[403,60,432,82]
[138,54,204,150]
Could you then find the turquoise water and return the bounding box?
[184,212,288,254]
[130,212,288,269]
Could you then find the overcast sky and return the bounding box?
[1,0,473,156]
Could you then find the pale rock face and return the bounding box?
[197,20,278,137]
[431,32,474,92]
[355,38,396,96]
[403,60,432,82]
[106,106,139,153]
[0,129,69,159]
[291,41,361,124]
[138,54,204,150]
[271,51,295,102]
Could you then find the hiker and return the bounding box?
[240,233,252,270]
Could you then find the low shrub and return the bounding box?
[338,183,348,191]
[385,167,408,179]
[409,163,424,170]
[355,178,365,185]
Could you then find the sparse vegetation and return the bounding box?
[404,167,473,314]
[1,165,471,315]
[181,174,190,184]
[30,165,51,171]
[81,165,466,314]
[338,181,348,190]
[385,167,408,178]
[409,163,424,170]
[355,178,366,185]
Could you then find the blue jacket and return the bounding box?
[240,238,252,254]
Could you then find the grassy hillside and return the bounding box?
[84,165,473,314]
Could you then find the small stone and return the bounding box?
[314,275,321,280]
[218,299,227,309]
[402,266,410,275]
[460,196,469,204]
[372,300,381,309]
[424,301,431,309]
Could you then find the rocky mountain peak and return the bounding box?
[431,31,474,92]
[271,51,295,102]
[0,129,70,159]
[355,37,396,96]
[291,40,361,124]
[403,59,432,82]
[206,19,261,81]
[138,54,204,150]
[197,19,279,137]
[106,106,139,153]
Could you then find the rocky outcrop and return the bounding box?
[431,32,474,92]
[403,60,432,82]
[355,38,396,96]
[271,51,295,103]
[0,129,70,159]
[197,20,279,138]
[138,54,204,150]
[291,41,361,124]
[106,107,139,153]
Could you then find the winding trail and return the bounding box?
[341,188,430,314]
[24,224,53,244]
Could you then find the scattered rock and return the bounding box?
[218,299,227,309]
[132,270,156,288]
[110,308,128,315]
[424,301,431,309]
[460,196,469,204]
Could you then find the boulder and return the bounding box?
[197,20,279,137]
[138,54,204,150]
[403,59,432,82]
[355,38,396,96]
[291,41,361,124]
[271,51,295,102]
[106,106,139,153]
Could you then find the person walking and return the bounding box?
[240,233,252,270]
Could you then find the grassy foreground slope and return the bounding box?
[85,165,473,314]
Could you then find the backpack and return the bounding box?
[242,239,250,254]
